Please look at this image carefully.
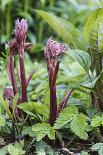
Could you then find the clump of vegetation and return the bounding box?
[1,1,103,155]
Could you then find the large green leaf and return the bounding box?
[84,8,103,107]
[69,49,91,73]
[84,8,103,51]
[71,113,88,140]
[54,105,78,129]
[32,123,55,141]
[84,8,103,75]
[35,10,85,49]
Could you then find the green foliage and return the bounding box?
[1,1,103,154]
[54,105,88,140]
[0,96,13,119]
[7,144,25,155]
[71,113,88,140]
[54,105,78,129]
[84,8,103,72]
[84,8,103,50]
[81,151,89,155]
[0,115,5,127]
[91,115,103,127]
[92,143,103,155]
[36,141,59,155]
[69,49,91,73]
[18,102,49,119]
[32,123,55,141]
[0,141,25,155]
[21,126,36,137]
[35,10,85,49]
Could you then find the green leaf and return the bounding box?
[92,143,103,155]
[69,49,91,73]
[18,102,49,119]
[84,8,103,51]
[32,123,55,141]
[71,113,88,140]
[22,126,36,137]
[35,10,85,49]
[91,115,103,127]
[7,144,25,155]
[81,151,89,155]
[54,105,78,129]
[36,141,59,155]
[0,115,5,126]
[0,146,8,155]
[84,8,103,81]
[0,96,13,119]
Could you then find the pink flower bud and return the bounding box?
[44,37,67,59]
[3,86,14,100]
[14,19,28,43]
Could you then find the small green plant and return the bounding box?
[1,3,103,154]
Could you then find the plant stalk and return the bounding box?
[19,47,27,103]
[9,55,18,95]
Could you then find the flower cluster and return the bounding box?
[14,19,28,45]
[44,37,67,59]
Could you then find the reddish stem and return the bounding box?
[19,47,27,102]
[8,55,18,95]
[52,62,59,86]
[49,85,57,126]
[48,61,59,126]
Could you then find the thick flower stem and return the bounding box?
[49,85,57,126]
[9,55,18,95]
[19,48,27,103]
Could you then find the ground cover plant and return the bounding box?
[1,0,103,155]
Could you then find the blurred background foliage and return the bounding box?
[0,0,100,53]
[0,0,101,106]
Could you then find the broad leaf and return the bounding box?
[32,123,55,141]
[91,115,103,127]
[84,8,103,79]
[84,8,103,51]
[54,105,78,129]
[71,113,88,140]
[35,10,85,49]
[69,49,91,73]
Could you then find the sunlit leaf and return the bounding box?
[32,123,55,141]
[71,113,88,140]
[54,105,78,129]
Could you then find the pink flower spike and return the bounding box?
[44,37,67,59]
[14,19,28,42]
